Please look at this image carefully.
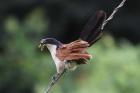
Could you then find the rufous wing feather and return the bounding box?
[56,40,91,64]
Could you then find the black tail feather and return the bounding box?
[80,10,106,46]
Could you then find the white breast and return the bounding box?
[46,44,65,73]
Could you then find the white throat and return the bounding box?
[46,44,59,62]
[46,44,57,53]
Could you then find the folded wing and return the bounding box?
[56,40,91,64]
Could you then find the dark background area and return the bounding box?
[0,0,140,43]
[0,0,140,93]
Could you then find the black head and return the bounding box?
[39,38,62,50]
[40,38,62,45]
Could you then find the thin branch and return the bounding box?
[45,69,66,93]
[101,0,127,30]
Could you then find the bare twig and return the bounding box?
[101,0,127,30]
[45,69,66,93]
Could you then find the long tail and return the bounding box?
[80,0,126,46]
[79,10,106,46]
[45,69,66,93]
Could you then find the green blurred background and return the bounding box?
[0,0,140,93]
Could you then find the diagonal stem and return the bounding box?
[45,69,66,93]
[101,0,127,30]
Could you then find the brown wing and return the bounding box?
[56,39,92,64]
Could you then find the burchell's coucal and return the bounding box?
[39,11,106,93]
[38,0,126,92]
[39,10,106,74]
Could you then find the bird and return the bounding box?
[39,10,106,73]
[38,0,126,92]
[39,10,106,93]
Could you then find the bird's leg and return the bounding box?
[45,69,66,93]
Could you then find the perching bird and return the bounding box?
[39,10,106,73]
[39,0,126,92]
[39,10,106,93]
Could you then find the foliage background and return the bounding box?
[0,0,140,93]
